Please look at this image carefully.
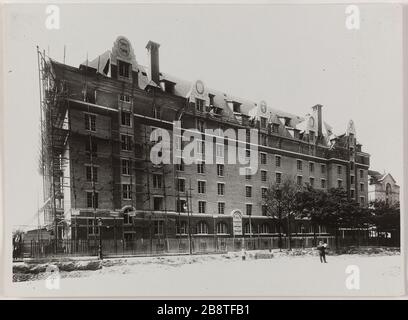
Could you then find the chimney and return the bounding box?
[312,104,323,137]
[146,40,160,85]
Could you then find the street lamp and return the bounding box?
[97,218,103,260]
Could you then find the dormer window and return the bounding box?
[233,102,241,113]
[260,117,267,129]
[309,130,315,141]
[209,94,215,106]
[118,60,130,78]
[272,123,279,133]
[196,98,205,112]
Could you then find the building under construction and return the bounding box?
[38,36,370,246]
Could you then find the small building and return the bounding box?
[368,171,400,206]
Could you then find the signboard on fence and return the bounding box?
[231,210,243,236]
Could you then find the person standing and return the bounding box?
[317,241,327,263]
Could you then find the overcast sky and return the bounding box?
[4,3,403,229]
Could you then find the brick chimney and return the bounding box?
[146,40,160,85]
[312,104,323,137]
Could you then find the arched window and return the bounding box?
[176,221,188,235]
[216,222,228,234]
[386,183,392,195]
[196,221,208,234]
[260,223,269,234]
[123,207,134,225]
[244,223,255,235]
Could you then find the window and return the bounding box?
[122,184,132,200]
[350,175,355,185]
[86,192,98,209]
[272,123,279,133]
[260,153,267,164]
[360,197,365,205]
[297,176,303,186]
[176,161,185,172]
[86,165,98,182]
[246,149,251,158]
[275,172,282,184]
[197,140,205,155]
[153,106,161,119]
[176,221,187,234]
[118,60,130,78]
[217,183,225,196]
[176,199,187,213]
[85,140,97,156]
[197,161,205,174]
[196,119,205,132]
[262,205,268,216]
[121,111,131,126]
[261,134,267,146]
[350,190,355,199]
[275,155,281,167]
[309,177,314,187]
[245,130,251,143]
[309,162,314,173]
[153,197,163,211]
[360,169,364,179]
[121,134,132,151]
[261,187,268,199]
[260,117,267,129]
[337,179,343,188]
[321,164,326,174]
[121,159,130,175]
[260,223,269,234]
[218,202,225,215]
[153,174,162,189]
[123,212,133,225]
[196,221,208,234]
[321,179,326,189]
[246,204,252,216]
[216,222,228,234]
[246,186,252,197]
[195,98,205,112]
[88,219,99,235]
[85,113,96,131]
[261,170,267,182]
[350,162,355,170]
[216,143,224,158]
[154,220,164,235]
[309,130,315,141]
[244,222,254,234]
[360,183,364,192]
[198,181,206,194]
[198,201,206,214]
[297,160,303,171]
[217,164,224,177]
[119,94,131,103]
[337,165,342,175]
[245,168,252,180]
[209,94,215,106]
[233,102,241,113]
[177,178,185,193]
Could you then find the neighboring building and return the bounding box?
[39,36,370,241]
[368,171,400,205]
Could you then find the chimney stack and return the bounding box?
[146,40,160,85]
[312,104,323,137]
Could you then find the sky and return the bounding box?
[3,3,403,230]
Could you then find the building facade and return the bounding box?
[368,171,400,206]
[40,36,370,241]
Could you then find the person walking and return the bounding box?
[317,241,328,263]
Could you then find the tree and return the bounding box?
[262,178,302,250]
[369,200,400,238]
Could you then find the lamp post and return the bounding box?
[97,218,103,260]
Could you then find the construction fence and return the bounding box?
[13,234,398,260]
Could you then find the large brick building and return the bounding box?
[40,36,370,242]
